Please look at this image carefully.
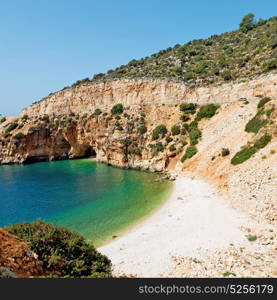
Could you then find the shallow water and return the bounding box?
[0,159,172,246]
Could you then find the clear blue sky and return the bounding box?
[0,0,276,115]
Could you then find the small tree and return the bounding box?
[239,13,256,33]
[111,104,124,115]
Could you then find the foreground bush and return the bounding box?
[7,221,112,278]
[0,267,17,278]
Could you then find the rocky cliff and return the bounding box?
[21,72,277,117]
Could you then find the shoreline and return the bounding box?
[98,176,253,277]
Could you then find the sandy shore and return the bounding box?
[99,177,254,277]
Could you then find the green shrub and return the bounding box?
[166,136,173,143]
[111,104,124,115]
[180,114,190,122]
[169,145,176,152]
[231,134,272,165]
[152,125,167,140]
[140,112,146,117]
[189,128,201,145]
[116,125,124,131]
[264,59,277,72]
[13,132,25,140]
[183,72,195,81]
[138,125,147,135]
[7,221,112,278]
[93,108,102,116]
[245,113,267,133]
[246,234,257,242]
[221,148,230,156]
[257,97,271,109]
[120,138,132,146]
[231,147,256,165]
[180,103,197,114]
[265,107,275,117]
[151,142,164,156]
[181,146,197,162]
[3,122,18,137]
[254,134,271,149]
[239,13,256,33]
[28,127,37,132]
[196,104,219,121]
[0,117,6,124]
[171,125,181,136]
[40,114,49,121]
[115,115,121,120]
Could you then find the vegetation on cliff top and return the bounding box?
[7,220,112,278]
[69,14,277,89]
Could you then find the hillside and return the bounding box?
[68,15,277,89]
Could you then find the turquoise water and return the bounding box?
[0,159,172,246]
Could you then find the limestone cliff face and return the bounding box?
[21,73,277,117]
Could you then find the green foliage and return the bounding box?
[138,125,147,135]
[239,13,256,33]
[180,114,190,122]
[152,124,167,140]
[246,234,257,242]
[13,132,25,140]
[231,147,256,165]
[71,78,91,87]
[169,144,176,152]
[166,136,173,143]
[223,271,237,277]
[181,146,197,162]
[221,148,230,156]
[120,138,132,146]
[93,108,102,116]
[257,97,271,109]
[180,103,197,114]
[0,117,7,124]
[0,267,17,278]
[3,122,18,138]
[231,134,272,165]
[171,124,181,136]
[151,142,164,156]
[266,107,275,117]
[111,104,124,115]
[254,134,271,149]
[264,59,277,72]
[196,104,219,121]
[7,221,112,278]
[189,128,202,145]
[245,111,268,133]
[140,112,146,117]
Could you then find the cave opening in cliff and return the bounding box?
[83,145,96,158]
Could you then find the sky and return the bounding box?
[0,0,276,116]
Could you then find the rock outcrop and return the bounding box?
[21,73,277,117]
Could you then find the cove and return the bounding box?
[0,159,172,247]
